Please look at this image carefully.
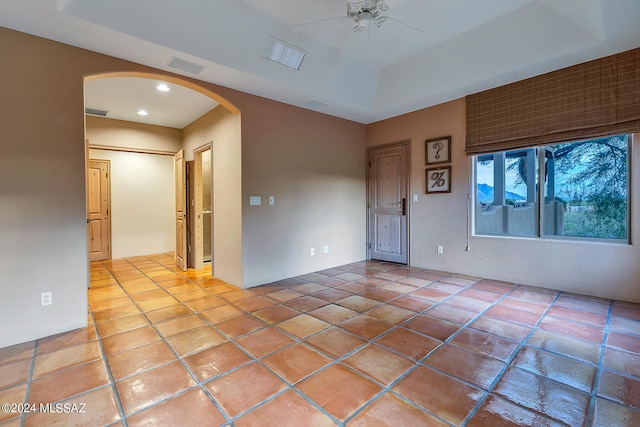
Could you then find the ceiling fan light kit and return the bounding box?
[291,0,398,34]
[348,0,389,31]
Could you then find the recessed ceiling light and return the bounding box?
[156,83,170,92]
[137,109,149,116]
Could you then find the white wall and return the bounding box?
[89,149,175,259]
[85,114,182,260]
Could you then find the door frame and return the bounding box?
[186,160,195,268]
[83,72,241,285]
[87,158,112,261]
[192,142,213,271]
[366,141,411,264]
[175,149,187,271]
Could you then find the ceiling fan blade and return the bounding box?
[383,16,423,33]
[339,31,357,60]
[291,16,347,34]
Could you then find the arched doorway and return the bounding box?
[84,72,241,279]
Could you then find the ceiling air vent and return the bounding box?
[264,37,306,70]
[305,100,328,109]
[167,56,206,75]
[85,108,108,117]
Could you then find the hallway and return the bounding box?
[0,254,638,426]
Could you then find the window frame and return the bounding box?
[472,135,632,244]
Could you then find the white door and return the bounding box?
[368,144,408,264]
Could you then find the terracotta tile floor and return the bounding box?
[1,254,640,426]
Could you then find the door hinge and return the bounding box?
[367,242,372,249]
[368,161,371,168]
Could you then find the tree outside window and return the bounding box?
[475,135,629,242]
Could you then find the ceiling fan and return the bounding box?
[291,0,421,35]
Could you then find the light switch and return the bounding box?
[269,196,275,205]
[412,194,418,202]
[249,196,261,206]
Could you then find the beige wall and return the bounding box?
[1,28,89,347]
[0,27,367,347]
[367,99,640,303]
[6,21,635,350]
[182,107,243,286]
[183,102,368,288]
[239,97,367,287]
[86,115,183,153]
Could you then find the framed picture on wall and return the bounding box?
[425,136,451,165]
[426,166,451,194]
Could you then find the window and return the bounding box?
[475,135,630,242]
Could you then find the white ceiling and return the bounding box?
[85,78,219,129]
[1,0,639,127]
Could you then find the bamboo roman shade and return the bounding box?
[466,47,640,155]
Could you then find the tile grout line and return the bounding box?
[210,267,442,426]
[29,259,362,426]
[20,260,134,427]
[18,337,38,427]
[215,302,362,425]
[358,278,521,426]
[93,259,134,427]
[298,272,522,425]
[103,256,281,425]
[89,308,129,427]
[466,291,600,422]
[151,258,345,425]
[125,256,343,425]
[83,257,640,426]
[339,363,455,427]
[341,275,510,426]
[460,290,563,426]
[105,257,234,426]
[585,299,614,426]
[111,261,462,422]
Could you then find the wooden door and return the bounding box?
[191,145,212,271]
[368,144,408,264]
[186,160,195,268]
[87,159,111,261]
[175,149,187,271]
[192,153,204,270]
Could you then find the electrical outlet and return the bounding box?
[437,245,444,254]
[41,292,52,306]
[310,248,315,256]
[323,245,329,254]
